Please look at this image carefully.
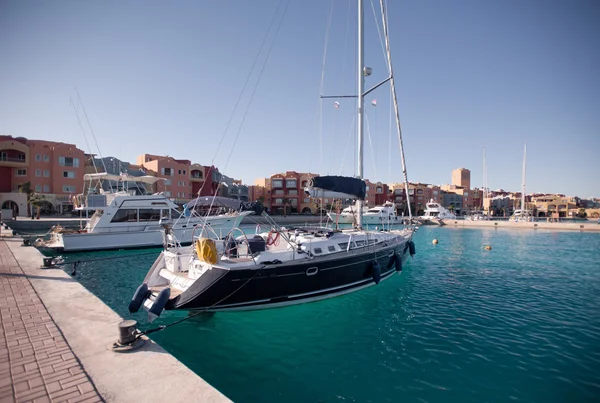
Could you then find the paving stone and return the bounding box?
[0,241,102,403]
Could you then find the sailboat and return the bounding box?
[129,0,416,318]
[509,143,534,222]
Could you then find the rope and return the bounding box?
[49,250,160,269]
[136,269,263,338]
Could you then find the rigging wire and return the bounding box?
[196,0,291,235]
[70,97,98,175]
[209,0,287,173]
[379,0,412,220]
[328,0,352,175]
[364,112,378,180]
[317,0,335,173]
[369,0,388,62]
[74,87,108,174]
[338,115,356,175]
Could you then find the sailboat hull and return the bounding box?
[167,239,411,311]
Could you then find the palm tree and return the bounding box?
[18,181,34,217]
[281,198,290,217]
[30,193,46,219]
[448,203,455,214]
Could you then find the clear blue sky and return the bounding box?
[1,0,598,197]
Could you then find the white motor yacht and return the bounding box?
[417,199,456,224]
[327,202,400,226]
[38,173,253,252]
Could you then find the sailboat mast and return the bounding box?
[521,143,527,210]
[356,0,365,229]
[483,146,488,205]
[379,0,412,221]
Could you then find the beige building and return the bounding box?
[532,195,577,218]
[452,168,471,189]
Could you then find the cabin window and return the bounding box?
[328,245,336,252]
[313,248,322,254]
[338,243,348,250]
[355,240,366,247]
[138,209,162,222]
[111,209,138,223]
[171,209,182,219]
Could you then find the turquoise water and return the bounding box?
[57,227,600,402]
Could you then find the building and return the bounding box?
[364,180,388,208]
[267,171,317,214]
[452,168,471,189]
[531,195,577,218]
[0,135,87,216]
[388,182,442,216]
[136,154,193,203]
[441,184,473,215]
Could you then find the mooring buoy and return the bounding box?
[484,245,492,250]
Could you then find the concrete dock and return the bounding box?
[439,219,600,232]
[0,231,231,402]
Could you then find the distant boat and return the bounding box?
[509,143,534,222]
[37,173,252,252]
[417,199,456,225]
[327,202,399,226]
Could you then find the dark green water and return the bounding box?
[56,227,600,402]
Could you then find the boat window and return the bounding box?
[138,209,162,222]
[355,240,366,247]
[338,242,348,250]
[171,209,182,219]
[328,245,336,252]
[367,239,377,245]
[111,209,138,223]
[313,248,322,254]
[367,209,379,213]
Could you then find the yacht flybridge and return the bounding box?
[38,173,252,252]
[130,0,417,319]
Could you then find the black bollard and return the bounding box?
[118,320,138,345]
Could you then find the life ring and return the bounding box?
[266,230,280,246]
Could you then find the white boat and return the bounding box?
[465,211,490,221]
[509,209,534,222]
[130,0,417,318]
[509,143,534,222]
[325,205,368,224]
[328,202,400,226]
[417,199,456,224]
[38,173,253,252]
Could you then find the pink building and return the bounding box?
[136,154,193,203]
[0,135,86,215]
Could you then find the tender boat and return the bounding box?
[129,0,417,319]
[38,173,252,252]
[417,199,456,224]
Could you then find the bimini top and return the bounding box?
[306,176,366,200]
[83,173,166,185]
[187,196,263,215]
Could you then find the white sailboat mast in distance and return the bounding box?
[521,143,527,211]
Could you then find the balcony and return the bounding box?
[0,155,28,168]
[189,171,204,183]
